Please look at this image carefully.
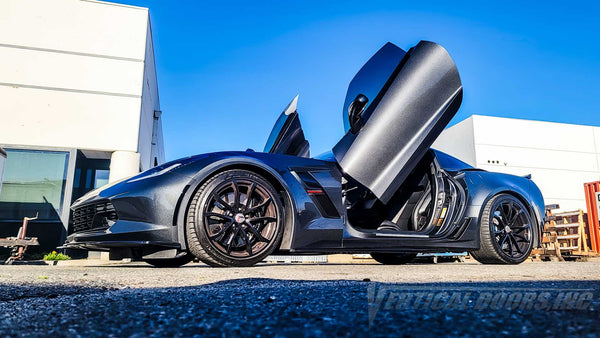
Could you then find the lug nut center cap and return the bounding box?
[234,213,246,224]
[505,225,511,233]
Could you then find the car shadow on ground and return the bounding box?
[0,278,598,336]
[90,260,470,268]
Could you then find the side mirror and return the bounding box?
[348,94,369,134]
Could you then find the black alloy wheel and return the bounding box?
[492,199,533,259]
[204,177,278,257]
[186,170,284,267]
[471,194,535,264]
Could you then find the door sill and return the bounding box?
[374,231,429,238]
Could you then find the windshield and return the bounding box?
[343,43,407,132]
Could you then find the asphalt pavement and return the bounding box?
[1,260,599,337]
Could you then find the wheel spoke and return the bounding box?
[500,233,508,246]
[209,222,234,241]
[226,227,241,255]
[506,201,515,222]
[245,182,256,210]
[240,228,253,256]
[244,221,269,242]
[498,205,509,226]
[213,193,233,211]
[509,209,523,227]
[509,234,523,254]
[246,197,272,214]
[205,212,232,221]
[513,233,529,242]
[513,224,531,234]
[247,216,277,224]
[506,235,514,256]
[231,180,240,209]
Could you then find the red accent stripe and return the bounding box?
[307,190,324,194]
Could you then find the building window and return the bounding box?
[0,149,69,221]
[94,169,110,189]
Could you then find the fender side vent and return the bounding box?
[311,193,340,219]
[295,171,340,219]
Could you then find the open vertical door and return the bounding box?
[333,41,463,203]
[264,96,310,158]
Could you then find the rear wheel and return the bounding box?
[471,194,534,264]
[370,253,417,265]
[144,252,194,268]
[186,170,284,267]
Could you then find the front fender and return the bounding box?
[172,155,298,251]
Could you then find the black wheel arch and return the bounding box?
[174,159,296,251]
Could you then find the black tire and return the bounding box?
[144,252,194,268]
[470,193,535,264]
[186,170,285,267]
[370,253,417,265]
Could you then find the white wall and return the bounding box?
[0,150,5,193]
[0,0,148,59]
[432,116,476,166]
[0,0,163,168]
[436,115,600,212]
[0,86,141,151]
[138,22,164,171]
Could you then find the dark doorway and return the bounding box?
[71,152,110,202]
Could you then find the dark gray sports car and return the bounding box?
[63,41,544,267]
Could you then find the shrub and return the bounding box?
[43,251,71,261]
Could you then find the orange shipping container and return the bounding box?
[583,181,600,253]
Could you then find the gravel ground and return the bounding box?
[1,260,599,337]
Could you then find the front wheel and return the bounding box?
[370,253,417,265]
[470,194,535,264]
[186,170,285,267]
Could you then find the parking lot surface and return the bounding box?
[1,260,599,337]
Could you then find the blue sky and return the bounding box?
[113,0,599,161]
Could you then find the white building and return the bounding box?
[433,115,600,212]
[0,0,164,250]
[0,148,5,193]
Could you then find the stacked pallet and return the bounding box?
[532,206,596,261]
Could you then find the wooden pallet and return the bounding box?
[0,237,39,247]
[534,207,595,261]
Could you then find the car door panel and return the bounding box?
[333,41,462,203]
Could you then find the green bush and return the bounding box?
[43,251,71,261]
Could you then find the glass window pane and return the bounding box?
[73,168,81,189]
[263,112,289,153]
[0,149,69,220]
[342,43,406,132]
[85,169,92,189]
[94,169,110,189]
